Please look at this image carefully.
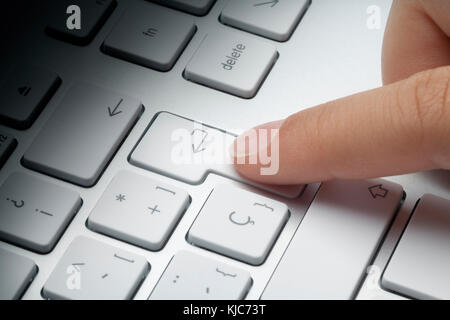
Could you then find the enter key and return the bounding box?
[262,179,403,299]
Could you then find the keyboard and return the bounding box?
[1,0,450,300]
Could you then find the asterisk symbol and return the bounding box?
[116,194,126,202]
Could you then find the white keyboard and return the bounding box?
[1,0,449,301]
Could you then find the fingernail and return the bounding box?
[229,120,284,162]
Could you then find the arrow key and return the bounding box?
[130,112,304,198]
[23,83,143,187]
[221,0,310,41]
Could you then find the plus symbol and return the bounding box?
[148,205,161,215]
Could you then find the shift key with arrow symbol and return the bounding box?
[368,184,389,199]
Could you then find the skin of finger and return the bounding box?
[416,67,450,169]
[233,67,450,185]
[420,0,450,35]
[382,0,450,84]
[231,120,284,163]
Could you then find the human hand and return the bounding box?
[232,0,450,184]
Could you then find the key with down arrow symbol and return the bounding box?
[23,83,143,187]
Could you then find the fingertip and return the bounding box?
[231,119,284,182]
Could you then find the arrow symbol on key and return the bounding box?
[368,184,389,199]
[108,99,123,117]
[254,0,279,8]
[191,129,208,153]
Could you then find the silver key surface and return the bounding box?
[0,248,37,300]
[130,112,303,198]
[188,185,289,265]
[43,237,149,300]
[0,132,17,168]
[46,0,116,45]
[23,83,143,187]
[103,2,196,71]
[262,179,403,299]
[0,64,60,129]
[88,171,190,251]
[184,30,278,98]
[382,194,450,300]
[150,251,252,299]
[0,173,81,253]
[151,0,216,15]
[221,0,310,41]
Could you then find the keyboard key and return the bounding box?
[0,64,61,129]
[150,251,252,299]
[187,185,289,265]
[221,0,310,41]
[0,248,37,300]
[184,30,277,98]
[46,0,116,45]
[103,2,195,71]
[150,0,216,16]
[382,194,450,300]
[130,112,304,199]
[0,173,82,253]
[88,171,190,251]
[262,179,403,299]
[23,83,143,187]
[43,237,149,300]
[0,132,17,168]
